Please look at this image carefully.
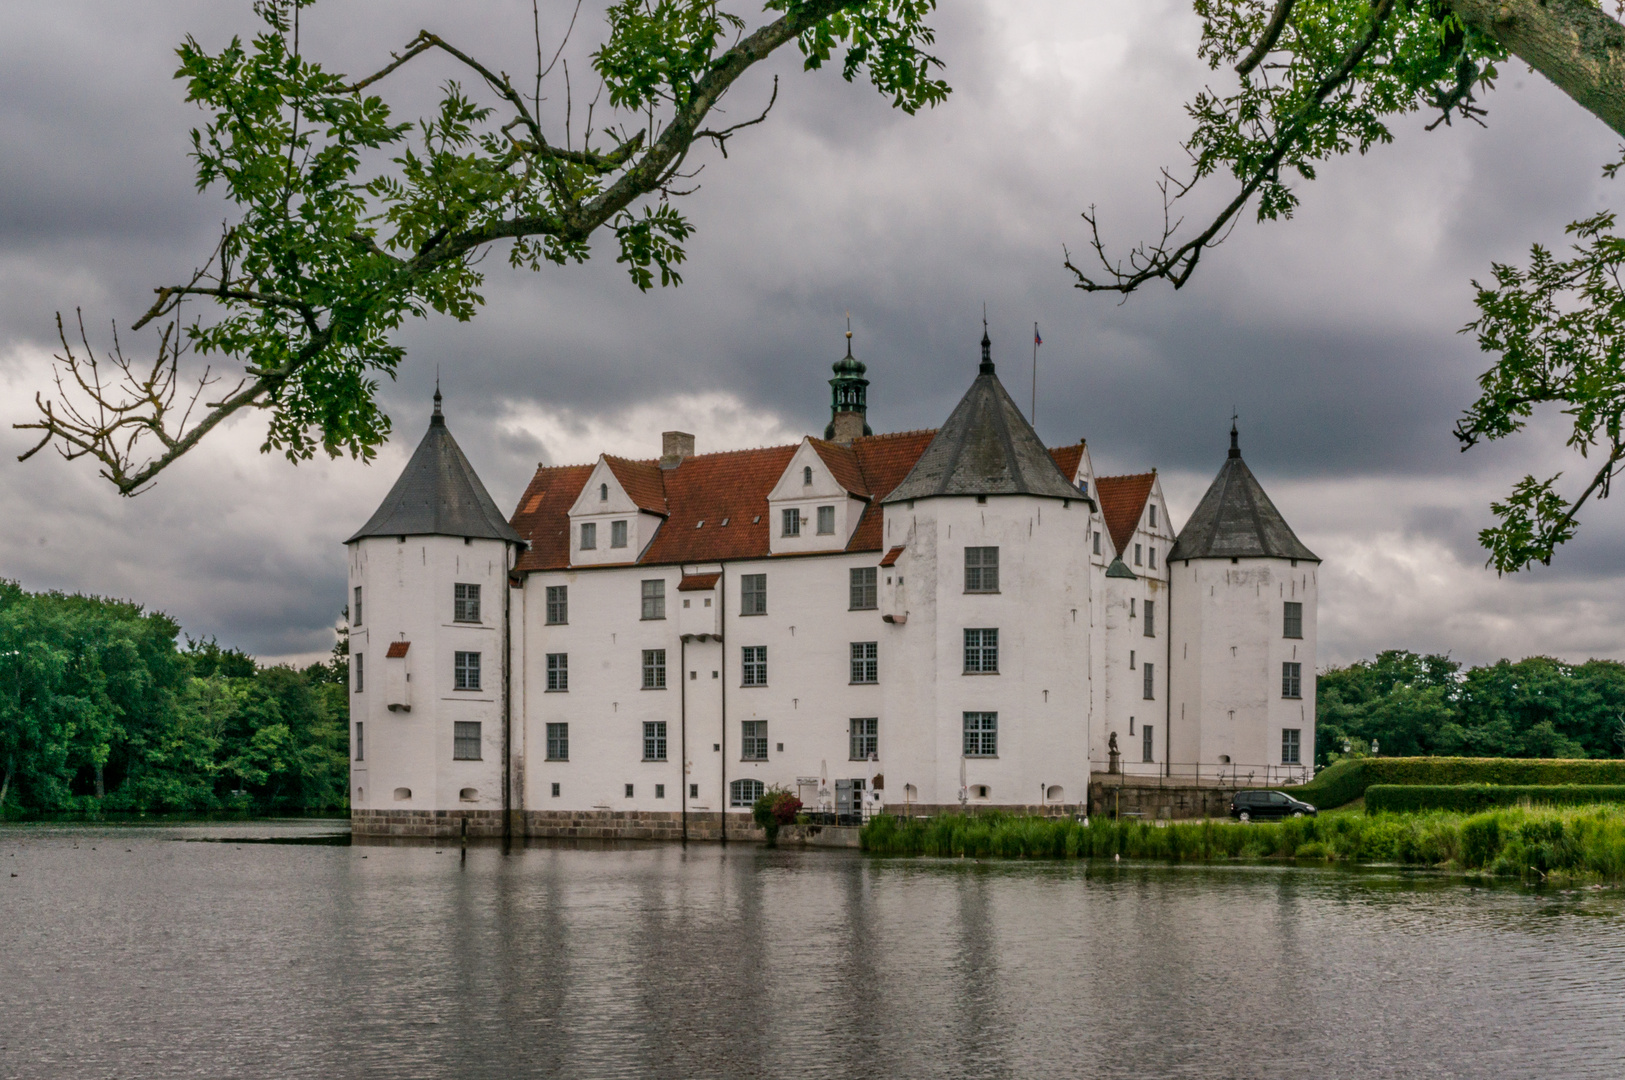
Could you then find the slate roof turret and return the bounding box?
[883,326,1080,503]
[347,390,523,544]
[1167,424,1317,563]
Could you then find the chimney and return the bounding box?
[829,411,866,444]
[660,431,695,469]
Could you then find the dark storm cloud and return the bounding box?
[2,0,1622,665]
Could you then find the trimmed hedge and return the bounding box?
[1281,757,1625,809]
[1366,784,1625,813]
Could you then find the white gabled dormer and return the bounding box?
[567,455,667,566]
[766,438,868,555]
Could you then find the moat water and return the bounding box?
[3,820,1623,1079]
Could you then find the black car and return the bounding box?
[1229,790,1317,822]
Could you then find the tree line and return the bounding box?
[0,581,348,817]
[1316,650,1625,766]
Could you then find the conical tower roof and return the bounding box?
[1168,425,1317,562]
[346,390,522,544]
[884,326,1078,503]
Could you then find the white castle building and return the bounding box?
[346,328,1319,838]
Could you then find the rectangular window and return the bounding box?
[1134,543,1143,566]
[850,717,878,761]
[849,566,877,610]
[817,505,836,535]
[1143,724,1154,762]
[850,641,878,684]
[1143,661,1155,700]
[1283,601,1303,639]
[782,507,801,537]
[656,784,665,799]
[454,582,481,623]
[354,651,363,693]
[552,782,561,798]
[964,547,1000,592]
[610,519,628,548]
[546,722,568,761]
[1149,504,1158,528]
[731,778,764,807]
[1149,547,1157,569]
[1282,728,1302,764]
[963,628,999,674]
[580,522,597,550]
[546,652,568,692]
[643,649,667,689]
[690,783,698,799]
[644,721,668,761]
[1282,661,1303,699]
[741,645,767,686]
[354,721,363,762]
[740,573,767,615]
[1093,531,1101,556]
[963,711,998,757]
[626,784,634,798]
[454,651,481,691]
[454,721,482,761]
[546,585,568,625]
[353,585,363,626]
[741,720,768,760]
[1144,599,1155,638]
[641,579,666,620]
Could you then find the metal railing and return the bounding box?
[1091,760,1315,789]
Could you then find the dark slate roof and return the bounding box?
[347,393,522,544]
[1104,557,1137,579]
[1168,428,1318,563]
[884,329,1080,503]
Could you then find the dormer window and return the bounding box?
[580,522,597,550]
[1078,480,1088,495]
[817,506,835,535]
[803,466,813,486]
[782,508,801,537]
[611,520,628,549]
[599,483,608,502]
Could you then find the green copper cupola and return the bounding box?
[825,326,872,442]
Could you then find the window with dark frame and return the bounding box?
[354,721,363,761]
[963,628,999,673]
[546,722,568,760]
[1150,504,1158,528]
[580,522,597,550]
[849,566,877,610]
[963,712,998,757]
[1283,601,1303,639]
[782,508,801,537]
[643,649,666,689]
[546,652,568,692]
[817,506,835,534]
[1143,661,1155,700]
[1144,599,1155,637]
[741,645,767,686]
[551,782,561,797]
[730,778,764,807]
[1135,543,1143,566]
[1149,547,1157,569]
[546,585,568,625]
[850,717,878,760]
[641,579,666,620]
[1282,728,1302,764]
[454,651,481,691]
[454,582,481,622]
[354,652,363,693]
[1142,724,1154,762]
[611,519,628,548]
[353,585,362,626]
[741,574,767,615]
[626,784,634,798]
[741,720,768,760]
[656,784,665,799]
[1093,532,1101,555]
[644,721,668,761]
[964,547,1000,592]
[453,721,482,760]
[850,641,878,684]
[1282,661,1303,699]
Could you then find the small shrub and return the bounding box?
[752,786,801,847]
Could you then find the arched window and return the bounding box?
[599,483,608,501]
[802,466,813,485]
[730,778,764,807]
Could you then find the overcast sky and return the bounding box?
[2,1,1622,669]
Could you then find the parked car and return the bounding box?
[1229,790,1317,822]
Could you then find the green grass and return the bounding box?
[1282,756,1625,809]
[860,805,1625,882]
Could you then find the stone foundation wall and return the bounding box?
[352,808,507,839]
[1087,781,1235,820]
[352,808,770,842]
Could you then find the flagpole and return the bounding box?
[1031,322,1039,425]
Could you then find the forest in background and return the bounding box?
[0,581,348,816]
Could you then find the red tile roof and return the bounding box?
[843,430,938,553]
[678,572,720,591]
[811,440,869,496]
[605,455,669,516]
[1096,472,1156,558]
[1050,443,1086,482]
[511,463,595,574]
[385,641,410,658]
[880,545,905,567]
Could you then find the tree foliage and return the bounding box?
[1316,648,1625,765]
[1067,0,1625,572]
[15,0,946,494]
[0,580,348,816]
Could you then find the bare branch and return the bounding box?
[696,76,779,159]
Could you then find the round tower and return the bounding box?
[345,389,524,837]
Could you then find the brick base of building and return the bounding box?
[1087,779,1237,820]
[352,808,776,842]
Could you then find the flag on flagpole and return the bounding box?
[1034,325,1042,346]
